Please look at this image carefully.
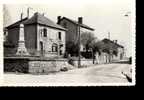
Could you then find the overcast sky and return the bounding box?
[3,0,135,57]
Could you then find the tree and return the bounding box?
[66,41,78,56]
[66,32,100,57]
[89,37,99,51]
[80,32,95,52]
[3,5,12,27]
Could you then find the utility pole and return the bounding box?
[20,12,23,20]
[91,48,94,64]
[27,7,30,18]
[78,17,81,68]
[108,31,111,63]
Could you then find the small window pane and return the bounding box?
[58,32,61,40]
[43,28,47,37]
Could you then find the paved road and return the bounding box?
[3,63,132,86]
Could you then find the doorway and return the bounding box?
[40,41,43,56]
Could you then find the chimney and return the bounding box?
[20,12,23,20]
[57,16,61,24]
[34,12,39,16]
[27,8,29,18]
[115,40,117,44]
[78,17,83,24]
[113,40,117,44]
[42,13,45,16]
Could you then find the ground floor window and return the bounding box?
[52,43,58,52]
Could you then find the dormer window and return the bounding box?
[43,28,47,37]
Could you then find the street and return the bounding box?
[3,63,132,86]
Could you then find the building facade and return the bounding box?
[4,12,66,57]
[57,16,94,53]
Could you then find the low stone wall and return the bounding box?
[4,57,74,74]
[73,59,94,67]
[28,59,73,74]
[4,58,29,73]
[5,56,111,74]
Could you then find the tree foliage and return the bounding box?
[66,32,104,57]
[80,32,96,52]
[66,41,78,56]
[3,5,12,27]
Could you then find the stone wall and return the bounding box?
[25,24,37,50]
[28,59,72,74]
[4,58,29,73]
[7,27,19,47]
[4,57,74,74]
[4,56,112,74]
[73,59,94,67]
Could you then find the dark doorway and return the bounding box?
[40,41,43,56]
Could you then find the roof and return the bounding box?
[25,13,66,30]
[60,17,95,31]
[6,12,66,31]
[6,17,28,29]
[102,38,124,48]
[93,38,124,53]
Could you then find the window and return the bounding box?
[83,48,86,51]
[43,28,47,37]
[58,32,61,40]
[4,31,7,36]
[4,31,8,41]
[52,43,58,52]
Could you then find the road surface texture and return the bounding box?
[3,63,132,86]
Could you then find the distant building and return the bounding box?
[102,38,124,60]
[94,38,125,63]
[57,16,94,53]
[4,12,67,57]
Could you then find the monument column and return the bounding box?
[16,24,29,56]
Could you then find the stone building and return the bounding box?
[4,12,67,57]
[57,16,94,53]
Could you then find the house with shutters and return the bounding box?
[4,12,67,57]
[57,16,95,54]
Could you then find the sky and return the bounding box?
[3,0,135,57]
